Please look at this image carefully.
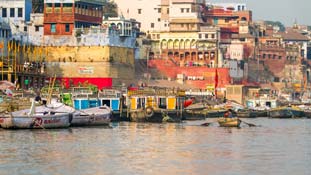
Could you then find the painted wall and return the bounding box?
[41,46,135,86]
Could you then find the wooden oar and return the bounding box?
[201,121,216,126]
[239,119,258,127]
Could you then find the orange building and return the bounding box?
[44,0,104,35]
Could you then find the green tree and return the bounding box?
[103,1,118,19]
[264,21,286,32]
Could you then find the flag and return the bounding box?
[7,41,11,52]
[0,41,4,49]
[214,68,218,98]
[23,44,26,53]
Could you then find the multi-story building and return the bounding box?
[279,27,309,59]
[0,21,11,56]
[36,0,140,88]
[43,0,104,36]
[0,0,32,40]
[113,0,166,33]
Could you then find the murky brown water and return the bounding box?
[0,118,310,175]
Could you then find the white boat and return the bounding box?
[71,105,112,126]
[0,101,71,129]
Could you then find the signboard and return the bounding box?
[78,67,94,74]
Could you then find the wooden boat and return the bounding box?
[206,109,228,118]
[71,106,111,126]
[217,117,241,127]
[129,106,183,123]
[183,103,208,120]
[254,110,269,117]
[183,109,208,120]
[237,109,257,118]
[269,106,304,118]
[127,88,185,123]
[0,101,71,129]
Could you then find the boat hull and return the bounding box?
[183,110,207,120]
[206,110,227,118]
[130,109,182,123]
[0,113,71,129]
[71,106,111,126]
[237,110,257,118]
[269,107,304,118]
[217,118,241,127]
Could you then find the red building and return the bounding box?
[44,0,104,35]
[203,6,252,44]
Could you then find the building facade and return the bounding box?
[44,0,104,36]
[0,0,32,40]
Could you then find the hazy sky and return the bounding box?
[208,0,311,26]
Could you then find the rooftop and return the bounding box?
[278,28,309,41]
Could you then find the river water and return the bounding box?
[0,118,310,175]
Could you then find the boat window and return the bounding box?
[159,98,167,109]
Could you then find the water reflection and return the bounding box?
[0,118,310,175]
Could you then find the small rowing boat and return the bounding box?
[217,117,241,127]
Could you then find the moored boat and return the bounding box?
[71,106,112,126]
[269,106,304,118]
[217,117,241,127]
[127,88,185,123]
[183,102,208,120]
[0,101,71,129]
[207,109,233,118]
[237,109,257,118]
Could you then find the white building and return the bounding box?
[0,0,32,40]
[113,0,164,33]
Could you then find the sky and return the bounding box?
[208,0,311,27]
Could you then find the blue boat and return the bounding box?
[98,89,123,121]
[71,87,98,110]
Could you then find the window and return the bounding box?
[225,18,229,23]
[2,8,7,17]
[55,3,61,8]
[65,24,70,32]
[279,56,282,59]
[35,26,40,32]
[158,18,160,22]
[51,24,56,33]
[181,24,184,27]
[46,3,53,13]
[199,34,202,38]
[24,26,27,32]
[138,9,142,14]
[151,23,154,28]
[186,8,190,13]
[63,3,73,8]
[10,8,15,17]
[205,34,208,38]
[211,34,215,39]
[54,3,61,13]
[167,8,169,14]
[158,8,161,13]
[18,8,22,17]
[181,8,184,13]
[63,3,73,13]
